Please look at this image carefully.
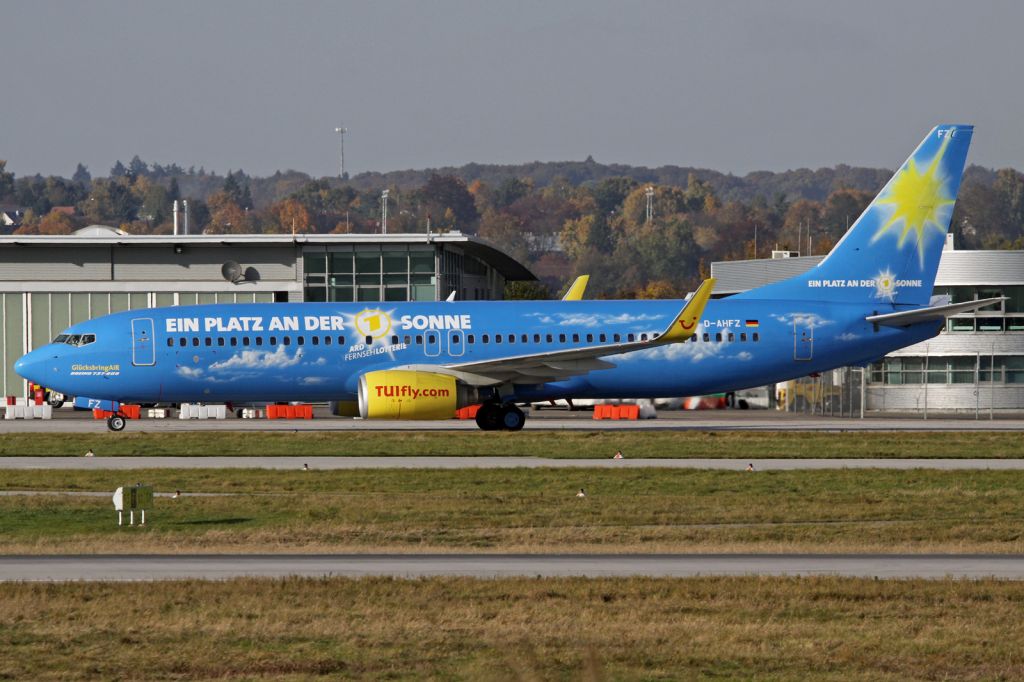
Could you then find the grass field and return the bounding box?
[2,429,1024,457]
[5,468,1024,554]
[3,575,1024,680]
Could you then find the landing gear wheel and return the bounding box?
[474,403,503,431]
[46,392,65,408]
[500,404,526,431]
[106,415,126,432]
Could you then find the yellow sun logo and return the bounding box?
[353,309,392,340]
[870,137,955,266]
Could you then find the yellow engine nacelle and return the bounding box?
[358,370,469,420]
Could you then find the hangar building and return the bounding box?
[0,227,535,396]
[711,236,1024,413]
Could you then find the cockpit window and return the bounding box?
[53,334,69,343]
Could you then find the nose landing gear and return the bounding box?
[474,402,526,431]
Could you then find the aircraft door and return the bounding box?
[793,318,813,361]
[424,331,441,357]
[447,330,464,357]
[132,318,156,366]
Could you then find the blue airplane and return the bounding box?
[16,124,1001,432]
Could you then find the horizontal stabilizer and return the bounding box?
[865,297,1006,327]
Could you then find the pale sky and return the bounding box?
[2,0,1021,178]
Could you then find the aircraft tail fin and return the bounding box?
[737,124,973,307]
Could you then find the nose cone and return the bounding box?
[14,349,48,384]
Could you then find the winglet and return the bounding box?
[562,275,589,301]
[658,278,715,343]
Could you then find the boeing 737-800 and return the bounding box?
[16,125,998,431]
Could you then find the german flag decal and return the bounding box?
[745,320,759,328]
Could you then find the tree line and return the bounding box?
[1,155,1022,298]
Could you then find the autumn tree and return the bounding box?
[269,198,312,233]
[780,199,822,252]
[0,160,14,200]
[419,174,478,232]
[206,191,250,234]
[72,163,91,186]
[38,211,75,235]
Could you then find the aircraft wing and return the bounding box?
[865,297,1007,328]
[403,278,714,385]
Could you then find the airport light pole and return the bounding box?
[645,186,654,223]
[381,189,389,234]
[334,126,348,179]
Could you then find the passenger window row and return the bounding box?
[166,329,692,351]
[696,332,760,343]
[168,335,347,348]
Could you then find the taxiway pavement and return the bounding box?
[3,554,1024,581]
[1,410,1022,433]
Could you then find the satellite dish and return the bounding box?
[221,261,243,283]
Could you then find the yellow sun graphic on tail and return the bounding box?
[870,137,955,266]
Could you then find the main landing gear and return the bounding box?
[106,415,126,432]
[474,402,526,431]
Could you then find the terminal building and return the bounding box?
[711,236,1024,413]
[0,227,535,396]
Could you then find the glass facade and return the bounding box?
[938,285,1024,332]
[870,355,1024,385]
[304,245,438,303]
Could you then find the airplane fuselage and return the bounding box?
[21,298,939,405]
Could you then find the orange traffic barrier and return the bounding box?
[267,404,313,419]
[593,404,639,420]
[455,404,481,420]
